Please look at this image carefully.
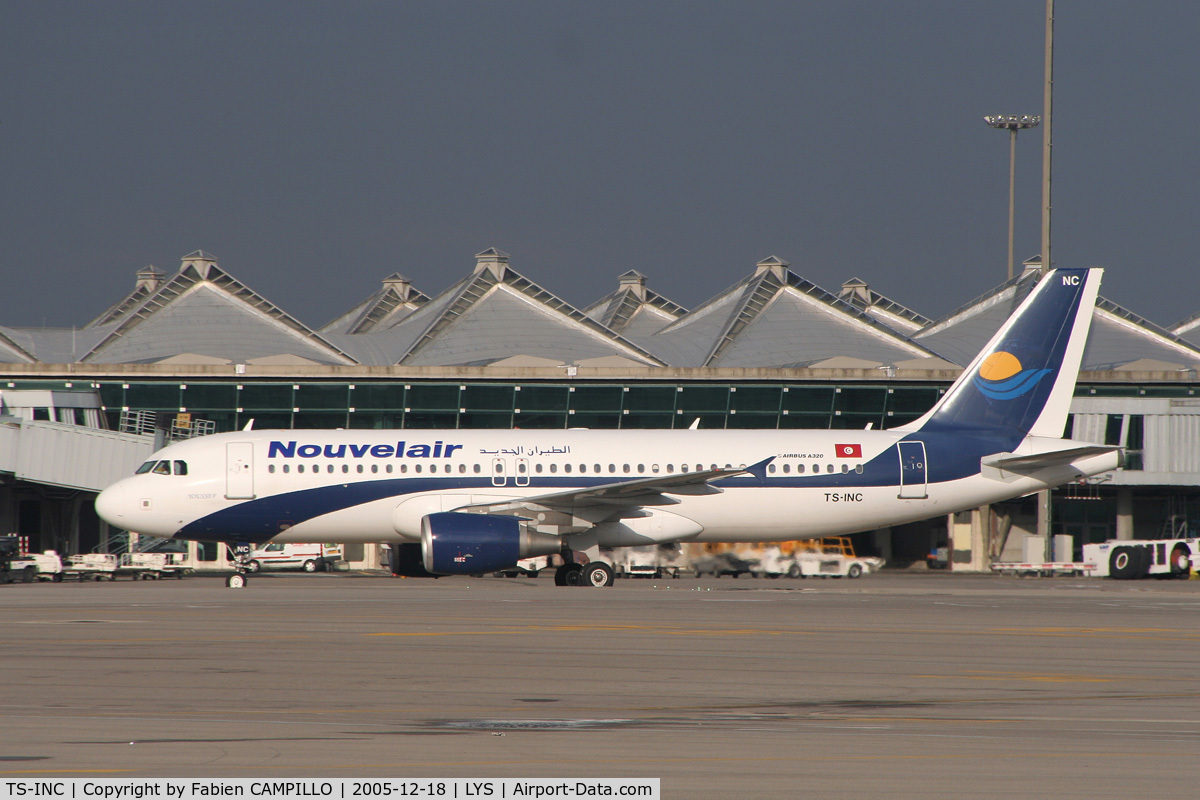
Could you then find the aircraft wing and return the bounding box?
[982,445,1121,472]
[450,457,775,524]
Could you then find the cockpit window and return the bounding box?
[151,461,171,475]
[173,460,188,476]
[136,461,156,474]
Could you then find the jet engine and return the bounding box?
[420,512,561,575]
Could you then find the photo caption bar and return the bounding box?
[0,780,660,800]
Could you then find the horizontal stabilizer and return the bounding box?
[982,445,1121,472]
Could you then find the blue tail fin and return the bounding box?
[901,268,1101,439]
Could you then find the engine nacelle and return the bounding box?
[421,512,561,575]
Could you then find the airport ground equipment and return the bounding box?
[789,537,883,578]
[611,544,684,579]
[246,542,343,573]
[8,551,64,582]
[62,553,118,580]
[1082,538,1198,579]
[493,555,551,578]
[990,561,1097,577]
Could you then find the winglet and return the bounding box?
[742,456,775,482]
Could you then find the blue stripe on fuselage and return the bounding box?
[178,431,1009,542]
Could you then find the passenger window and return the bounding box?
[623,464,630,474]
[652,464,660,473]
[768,465,776,474]
[637,464,645,473]
[268,464,276,474]
[519,462,527,474]
[812,464,818,473]
[429,464,437,474]
[283,465,290,474]
[473,464,481,474]
[550,464,558,474]
[357,464,364,474]
[564,464,572,473]
[415,464,422,473]
[798,464,805,474]
[298,465,305,474]
[386,464,393,474]
[371,464,379,474]
[579,464,587,474]
[342,464,349,473]
[136,461,156,474]
[667,464,674,473]
[151,461,171,475]
[459,464,466,474]
[782,464,790,474]
[826,464,834,473]
[173,460,188,475]
[609,464,616,473]
[856,464,864,474]
[535,463,543,473]
[841,464,848,473]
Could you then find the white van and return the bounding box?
[247,543,342,573]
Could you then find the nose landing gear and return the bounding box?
[226,541,252,588]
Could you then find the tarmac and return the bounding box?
[2,570,1199,799]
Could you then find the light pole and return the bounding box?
[984,114,1041,281]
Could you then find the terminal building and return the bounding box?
[3,248,1200,571]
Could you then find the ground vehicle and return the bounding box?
[612,544,684,578]
[493,555,551,578]
[691,552,758,578]
[791,537,883,578]
[0,535,64,583]
[1082,538,1198,579]
[247,542,342,573]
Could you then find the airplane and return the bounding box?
[95,267,1121,588]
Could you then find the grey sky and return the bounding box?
[3,1,1196,331]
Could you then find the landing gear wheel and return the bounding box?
[583,562,615,588]
[555,563,584,586]
[226,573,247,589]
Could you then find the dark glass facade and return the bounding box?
[5,378,1195,435]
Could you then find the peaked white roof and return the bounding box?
[80,253,357,365]
[916,267,1200,370]
[336,249,665,367]
[643,257,935,367]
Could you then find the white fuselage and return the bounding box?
[95,427,1120,547]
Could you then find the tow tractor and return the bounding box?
[1,535,63,583]
[1082,537,1198,579]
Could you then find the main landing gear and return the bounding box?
[553,551,615,587]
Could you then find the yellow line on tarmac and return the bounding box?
[0,769,134,775]
[365,624,802,637]
[211,750,1195,772]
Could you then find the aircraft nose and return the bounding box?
[94,481,131,526]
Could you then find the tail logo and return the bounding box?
[973,351,1054,400]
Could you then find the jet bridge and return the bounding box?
[0,417,154,492]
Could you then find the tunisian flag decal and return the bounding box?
[835,443,862,458]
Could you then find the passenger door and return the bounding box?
[226,442,256,499]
